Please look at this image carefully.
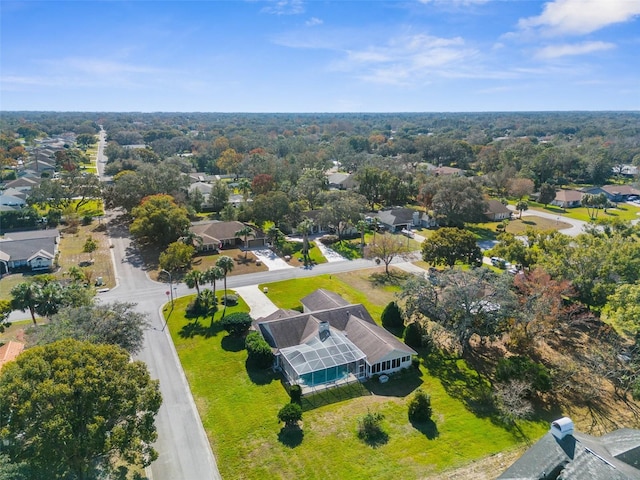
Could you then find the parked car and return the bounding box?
[490,257,507,268]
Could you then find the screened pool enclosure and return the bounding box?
[279,327,367,387]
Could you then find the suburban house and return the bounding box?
[551,189,583,209]
[430,165,464,176]
[327,172,358,190]
[375,207,436,232]
[0,341,25,370]
[190,220,265,253]
[613,164,639,178]
[0,192,27,208]
[254,289,417,392]
[0,229,60,275]
[498,417,640,480]
[583,185,640,203]
[2,176,40,193]
[484,199,512,221]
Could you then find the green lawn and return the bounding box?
[528,202,640,223]
[168,274,548,480]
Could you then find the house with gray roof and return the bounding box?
[255,289,417,392]
[375,207,436,232]
[583,184,640,203]
[498,417,640,480]
[0,229,59,275]
[327,172,358,190]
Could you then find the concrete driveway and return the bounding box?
[251,248,293,270]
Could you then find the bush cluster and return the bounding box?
[221,294,238,306]
[220,312,252,336]
[407,388,432,423]
[381,301,404,329]
[495,356,552,393]
[357,410,386,443]
[245,331,274,368]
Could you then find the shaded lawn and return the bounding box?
[168,284,548,480]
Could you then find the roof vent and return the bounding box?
[550,417,574,440]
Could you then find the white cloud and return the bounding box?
[535,41,615,59]
[305,17,323,27]
[261,0,304,15]
[337,34,480,85]
[519,0,640,36]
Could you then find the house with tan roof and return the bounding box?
[0,341,25,370]
[254,289,416,392]
[190,220,265,253]
[551,189,584,208]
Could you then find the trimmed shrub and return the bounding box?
[408,388,432,423]
[319,235,339,245]
[278,402,302,427]
[82,215,93,226]
[221,294,238,306]
[404,321,423,349]
[220,312,252,336]
[245,331,274,368]
[289,384,302,404]
[495,356,552,393]
[381,301,404,329]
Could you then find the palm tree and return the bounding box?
[515,200,528,219]
[10,281,41,325]
[216,256,234,316]
[235,225,255,259]
[356,219,368,251]
[237,178,251,203]
[297,218,314,266]
[203,266,224,300]
[35,282,64,318]
[266,225,285,251]
[198,289,217,324]
[183,270,204,296]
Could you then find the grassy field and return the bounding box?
[528,201,640,223]
[56,221,115,288]
[168,271,548,480]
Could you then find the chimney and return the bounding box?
[318,321,330,340]
[550,417,574,440]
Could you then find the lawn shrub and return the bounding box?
[408,388,432,423]
[220,312,252,336]
[289,384,302,404]
[357,410,387,444]
[245,331,274,368]
[404,322,423,349]
[278,402,302,427]
[381,301,403,329]
[82,215,93,226]
[185,297,210,318]
[222,294,238,306]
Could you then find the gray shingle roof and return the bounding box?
[0,230,59,263]
[256,293,416,367]
[498,428,640,480]
[301,289,350,312]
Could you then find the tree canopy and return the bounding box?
[0,339,161,479]
[421,227,481,267]
[130,194,190,247]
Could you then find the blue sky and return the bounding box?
[1,0,639,112]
